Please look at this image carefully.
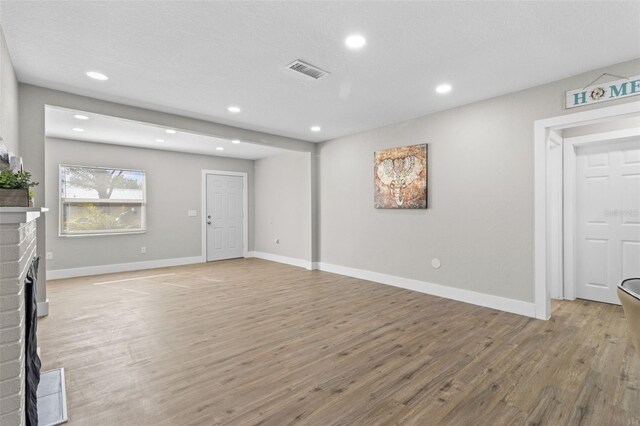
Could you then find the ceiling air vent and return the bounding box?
[286,60,329,80]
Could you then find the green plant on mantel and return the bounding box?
[0,170,39,190]
[0,170,39,208]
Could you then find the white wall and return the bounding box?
[318,58,640,305]
[0,26,18,156]
[254,152,312,266]
[45,137,254,274]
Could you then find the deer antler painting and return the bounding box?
[374,144,427,209]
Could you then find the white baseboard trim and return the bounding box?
[251,251,314,270]
[317,262,538,318]
[47,256,203,280]
[37,299,49,317]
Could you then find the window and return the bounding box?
[59,165,146,236]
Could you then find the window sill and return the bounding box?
[58,230,147,238]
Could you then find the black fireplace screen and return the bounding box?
[24,256,41,426]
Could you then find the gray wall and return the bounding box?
[19,84,313,302]
[17,58,640,307]
[318,58,640,304]
[0,27,18,156]
[254,152,311,262]
[45,137,254,270]
[562,116,640,138]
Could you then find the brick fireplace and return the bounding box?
[0,208,46,426]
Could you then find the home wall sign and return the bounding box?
[566,74,640,109]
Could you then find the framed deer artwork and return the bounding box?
[374,144,427,209]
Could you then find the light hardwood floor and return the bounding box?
[40,259,640,425]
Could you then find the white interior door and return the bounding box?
[575,138,640,304]
[206,174,244,261]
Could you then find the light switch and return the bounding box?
[188,210,198,217]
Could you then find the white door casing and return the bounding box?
[574,138,640,304]
[547,130,564,299]
[535,101,640,320]
[205,173,245,261]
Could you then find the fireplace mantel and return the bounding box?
[0,207,48,224]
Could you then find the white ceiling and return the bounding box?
[3,1,640,142]
[45,106,287,160]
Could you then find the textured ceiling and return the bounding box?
[2,1,640,142]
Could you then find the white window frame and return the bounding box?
[59,164,147,237]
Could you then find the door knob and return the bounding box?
[207,220,212,225]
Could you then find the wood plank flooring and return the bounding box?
[39,259,640,425]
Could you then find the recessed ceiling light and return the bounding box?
[231,139,241,144]
[86,71,108,81]
[165,129,176,134]
[435,84,452,94]
[310,126,321,132]
[73,114,89,120]
[72,128,84,132]
[227,105,241,113]
[155,139,164,143]
[216,147,224,151]
[345,34,366,49]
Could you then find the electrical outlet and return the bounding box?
[140,246,147,254]
[46,252,53,260]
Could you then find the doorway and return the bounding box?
[534,101,640,319]
[201,170,248,262]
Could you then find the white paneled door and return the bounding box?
[206,174,244,261]
[576,138,640,304]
